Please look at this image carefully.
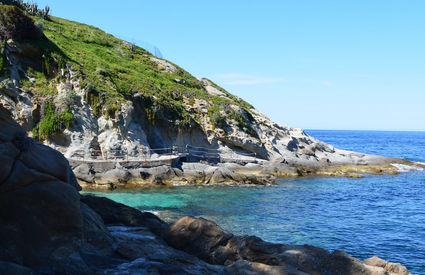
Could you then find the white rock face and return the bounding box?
[205,85,227,97]
[149,57,177,73]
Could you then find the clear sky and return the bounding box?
[35,0,425,131]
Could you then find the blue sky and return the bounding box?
[36,1,425,131]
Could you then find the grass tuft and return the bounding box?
[33,102,74,141]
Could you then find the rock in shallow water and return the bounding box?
[322,251,410,275]
[364,256,389,268]
[364,256,409,275]
[80,194,168,236]
[165,216,411,275]
[165,216,330,273]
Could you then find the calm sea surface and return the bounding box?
[86,130,425,274]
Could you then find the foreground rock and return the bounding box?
[0,105,412,274]
[165,216,410,275]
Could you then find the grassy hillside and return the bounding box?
[1,4,258,140]
[29,15,251,118]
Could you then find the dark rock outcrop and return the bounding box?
[165,216,329,274]
[165,216,410,275]
[0,106,91,274]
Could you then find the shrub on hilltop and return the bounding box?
[0,5,44,40]
[0,0,50,19]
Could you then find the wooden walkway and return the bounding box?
[67,144,258,167]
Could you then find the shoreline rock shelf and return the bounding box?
[0,104,412,274]
[71,155,424,190]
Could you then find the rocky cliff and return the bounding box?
[0,104,411,274]
[1,5,422,188]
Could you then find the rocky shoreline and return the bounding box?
[0,94,413,275]
[1,22,424,191]
[71,155,425,190]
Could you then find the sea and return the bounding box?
[86,130,425,274]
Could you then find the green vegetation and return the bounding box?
[205,78,254,110]
[1,0,50,19]
[32,102,74,141]
[228,110,257,137]
[208,105,226,130]
[207,104,257,137]
[0,40,6,75]
[84,88,121,119]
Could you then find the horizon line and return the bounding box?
[305,128,425,132]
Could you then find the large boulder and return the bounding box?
[0,106,86,273]
[0,105,117,274]
[107,226,225,274]
[165,216,234,264]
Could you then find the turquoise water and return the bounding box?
[86,130,425,273]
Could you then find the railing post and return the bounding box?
[103,148,109,171]
[142,148,145,165]
[101,146,106,161]
[169,151,172,165]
